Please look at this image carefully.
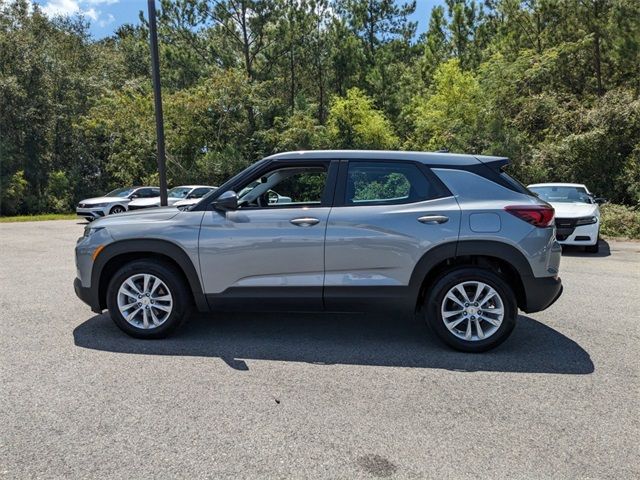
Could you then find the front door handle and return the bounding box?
[290,217,320,227]
[418,215,449,225]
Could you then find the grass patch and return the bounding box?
[600,203,640,239]
[0,213,78,223]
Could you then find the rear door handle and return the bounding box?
[290,217,320,226]
[418,215,449,225]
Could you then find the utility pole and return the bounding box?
[147,0,168,206]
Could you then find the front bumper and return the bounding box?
[74,277,102,313]
[76,207,105,220]
[521,275,563,313]
[555,221,599,246]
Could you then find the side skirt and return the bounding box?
[205,286,413,313]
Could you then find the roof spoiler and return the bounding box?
[475,156,509,170]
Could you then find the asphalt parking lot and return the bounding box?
[1,219,639,479]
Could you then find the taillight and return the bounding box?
[505,205,555,227]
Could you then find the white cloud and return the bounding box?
[98,12,115,27]
[86,0,119,5]
[39,0,119,26]
[83,6,98,20]
[40,0,82,17]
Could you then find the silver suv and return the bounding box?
[74,151,562,352]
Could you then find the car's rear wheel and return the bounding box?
[109,205,125,215]
[106,260,190,339]
[425,268,517,352]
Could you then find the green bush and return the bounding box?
[600,203,640,239]
[45,171,72,213]
[0,170,28,215]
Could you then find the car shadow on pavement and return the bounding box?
[73,312,594,375]
[561,239,611,258]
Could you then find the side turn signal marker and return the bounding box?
[92,244,105,261]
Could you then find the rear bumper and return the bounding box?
[74,277,102,313]
[521,275,563,313]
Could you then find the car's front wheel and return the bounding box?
[425,268,517,352]
[585,231,600,253]
[106,260,190,339]
[585,242,599,253]
[109,205,126,215]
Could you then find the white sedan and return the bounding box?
[76,186,160,221]
[127,185,216,210]
[528,183,605,253]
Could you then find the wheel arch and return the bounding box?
[410,240,532,312]
[109,203,128,214]
[92,239,208,312]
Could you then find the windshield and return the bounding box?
[239,181,260,199]
[168,187,192,198]
[106,187,136,198]
[529,186,593,204]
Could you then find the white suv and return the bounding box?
[76,187,160,221]
[528,183,604,253]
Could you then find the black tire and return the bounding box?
[106,260,191,339]
[109,205,126,215]
[424,267,517,353]
[585,241,599,253]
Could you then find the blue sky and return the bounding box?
[34,0,442,39]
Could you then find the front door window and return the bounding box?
[237,166,328,209]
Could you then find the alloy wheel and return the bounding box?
[117,273,173,329]
[441,281,504,341]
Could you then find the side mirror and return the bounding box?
[212,190,238,211]
[594,197,607,205]
[130,194,139,199]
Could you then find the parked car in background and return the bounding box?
[174,185,289,209]
[128,185,216,210]
[76,187,160,221]
[238,181,292,206]
[174,187,290,209]
[75,150,563,352]
[528,183,604,253]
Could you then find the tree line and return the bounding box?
[1,0,639,215]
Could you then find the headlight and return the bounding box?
[576,216,598,226]
[83,226,104,238]
[87,203,108,208]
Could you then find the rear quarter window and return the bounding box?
[499,170,535,196]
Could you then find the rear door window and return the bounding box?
[345,161,438,206]
[135,188,158,198]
